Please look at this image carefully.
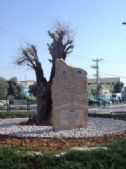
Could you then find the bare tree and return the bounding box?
[48,22,74,83]
[15,45,50,123]
[15,22,74,124]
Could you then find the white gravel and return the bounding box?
[0,118,126,138]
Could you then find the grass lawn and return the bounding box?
[89,113,126,121]
[0,111,36,119]
[0,111,126,120]
[0,139,126,169]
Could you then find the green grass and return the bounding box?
[89,113,126,121]
[1,111,126,120]
[0,111,36,118]
[0,139,126,169]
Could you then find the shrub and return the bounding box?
[0,139,126,169]
[0,111,36,119]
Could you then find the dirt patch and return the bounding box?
[0,133,125,152]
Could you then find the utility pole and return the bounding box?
[91,58,103,98]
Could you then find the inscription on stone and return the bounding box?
[60,110,84,126]
[52,59,88,130]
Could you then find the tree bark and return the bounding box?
[35,82,52,124]
[31,61,51,124]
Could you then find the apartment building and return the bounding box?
[88,77,120,95]
[18,80,36,96]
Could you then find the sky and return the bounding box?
[0,0,126,84]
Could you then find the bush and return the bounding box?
[0,111,36,118]
[89,113,126,121]
[0,146,28,169]
[0,139,126,169]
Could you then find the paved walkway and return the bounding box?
[89,103,126,114]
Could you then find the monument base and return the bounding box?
[52,107,88,130]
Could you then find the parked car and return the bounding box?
[88,97,111,106]
[88,98,99,106]
[110,93,122,103]
[98,97,110,106]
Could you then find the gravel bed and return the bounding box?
[0,118,126,138]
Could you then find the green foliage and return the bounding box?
[88,93,96,100]
[0,146,29,169]
[26,95,37,103]
[7,95,15,104]
[0,77,8,99]
[89,113,126,121]
[89,88,97,98]
[0,111,36,118]
[7,77,21,99]
[0,139,126,169]
[29,83,37,97]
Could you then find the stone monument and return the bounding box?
[51,59,88,130]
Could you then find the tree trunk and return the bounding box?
[36,82,52,124]
[36,81,47,122]
[34,63,52,124]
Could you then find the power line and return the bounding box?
[0,26,29,43]
[0,30,23,42]
[100,72,126,79]
[102,59,126,65]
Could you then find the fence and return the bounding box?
[0,100,37,112]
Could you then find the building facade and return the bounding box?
[88,77,120,95]
[18,80,35,96]
[122,86,126,99]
